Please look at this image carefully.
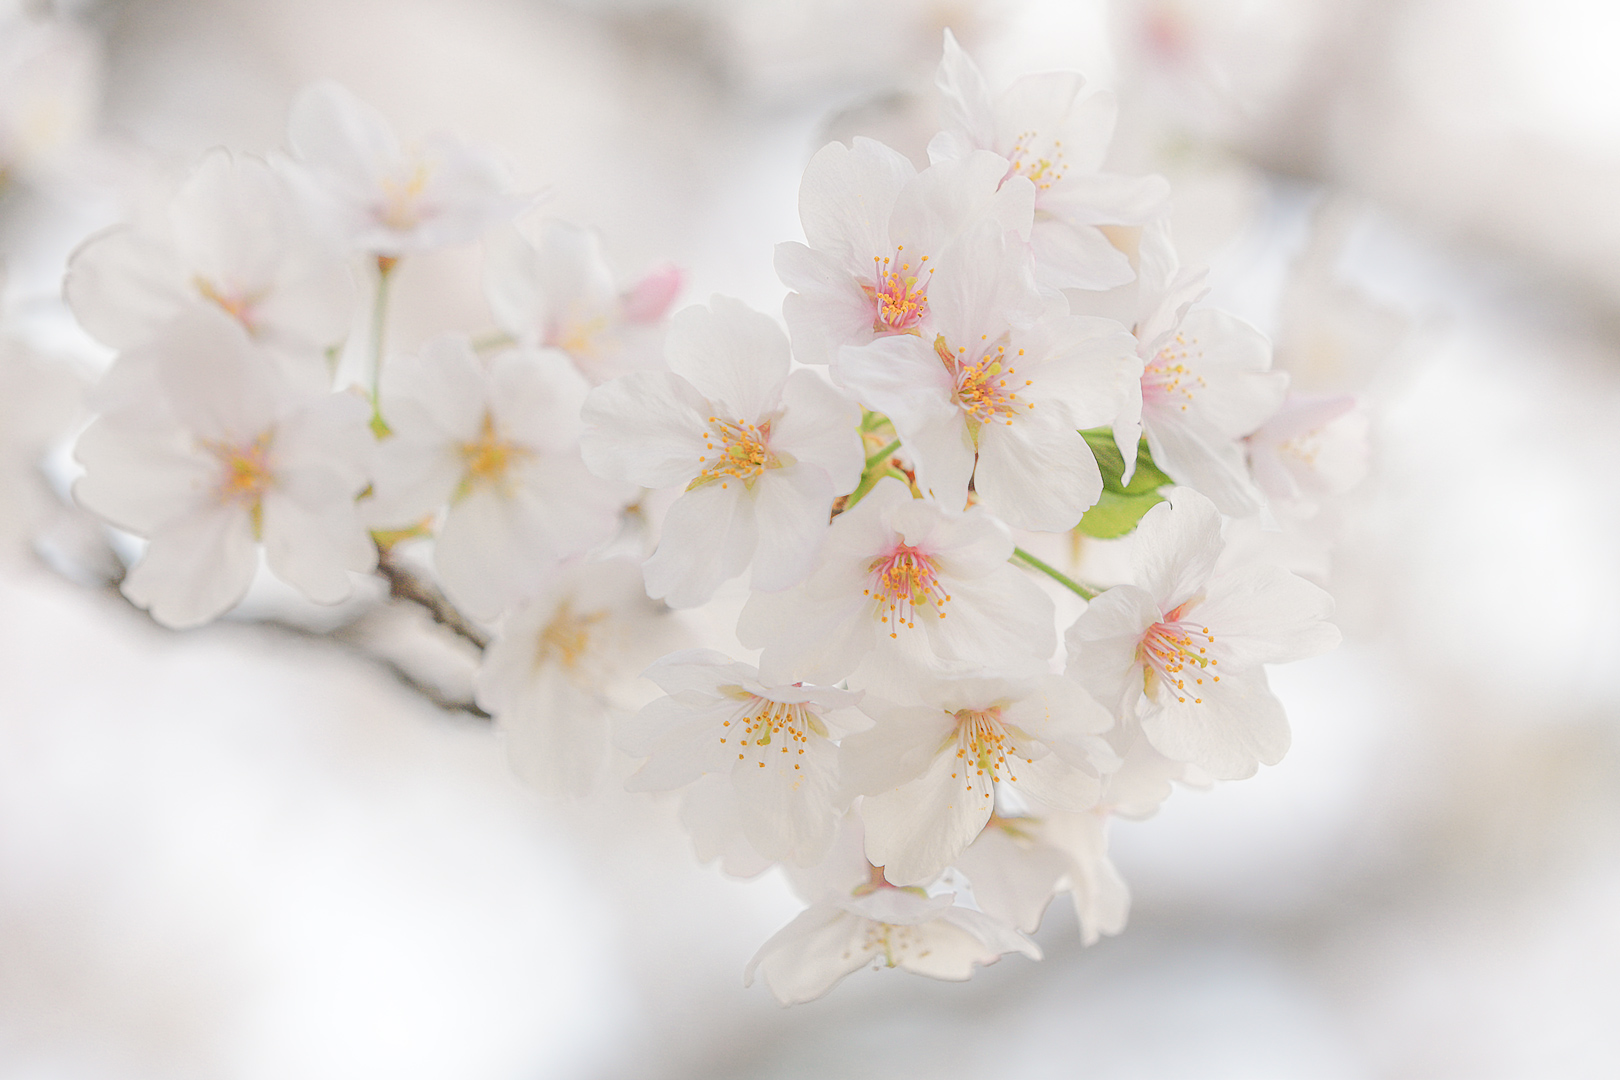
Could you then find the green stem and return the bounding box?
[865,438,901,470]
[1011,546,1097,600]
[369,258,396,436]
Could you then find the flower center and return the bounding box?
[947,707,1028,799]
[458,413,531,492]
[1005,129,1067,193]
[209,432,274,506]
[536,601,605,671]
[718,696,816,777]
[1137,603,1219,704]
[863,245,932,335]
[864,543,950,638]
[935,335,1035,430]
[1142,333,1206,412]
[193,277,259,331]
[378,161,432,231]
[693,416,773,490]
[554,313,610,359]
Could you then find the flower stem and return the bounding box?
[864,437,901,470]
[1011,546,1098,600]
[369,256,397,437]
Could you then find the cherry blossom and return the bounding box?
[474,557,680,797]
[73,307,375,628]
[840,673,1117,885]
[1065,489,1339,779]
[737,477,1056,690]
[776,136,1035,368]
[954,810,1129,945]
[932,28,1170,291]
[1246,391,1369,505]
[580,297,863,608]
[367,334,625,621]
[619,648,867,867]
[65,148,354,381]
[834,223,1139,528]
[484,218,681,384]
[284,80,523,257]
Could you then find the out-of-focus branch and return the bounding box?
[373,544,490,652]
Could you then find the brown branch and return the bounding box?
[373,544,490,652]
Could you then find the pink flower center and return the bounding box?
[863,246,932,335]
[1004,129,1067,194]
[193,277,261,332]
[1142,332,1206,412]
[864,543,950,638]
[1137,602,1219,704]
[208,432,274,506]
[694,416,773,490]
[935,335,1035,428]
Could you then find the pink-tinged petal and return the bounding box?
[953,825,1069,934]
[1065,584,1161,718]
[1140,665,1289,780]
[1039,170,1172,227]
[664,297,789,421]
[1143,414,1266,518]
[1015,314,1140,429]
[122,503,258,629]
[1029,217,1135,291]
[935,29,998,149]
[643,481,757,609]
[831,336,957,435]
[772,369,864,493]
[749,463,835,594]
[73,412,213,534]
[63,226,187,350]
[796,136,914,270]
[623,263,682,323]
[924,504,1015,578]
[924,221,1044,346]
[926,567,1056,672]
[483,220,617,345]
[745,904,874,1005]
[579,370,710,489]
[1132,489,1224,611]
[994,71,1096,167]
[838,705,956,797]
[862,745,991,886]
[151,308,288,442]
[776,241,876,367]
[973,419,1102,532]
[1173,308,1288,437]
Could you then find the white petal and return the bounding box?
[579,370,711,489]
[664,297,789,421]
[643,482,757,608]
[1140,665,1289,780]
[749,463,835,594]
[771,368,864,494]
[123,503,258,628]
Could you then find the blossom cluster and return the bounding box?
[58,33,1362,1005]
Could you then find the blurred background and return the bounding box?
[2,0,1618,1076]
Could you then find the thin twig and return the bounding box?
[373,545,490,651]
[1011,546,1099,600]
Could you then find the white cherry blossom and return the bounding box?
[367,334,626,621]
[579,297,863,608]
[932,29,1170,291]
[284,80,523,257]
[737,477,1056,690]
[65,148,354,381]
[840,673,1117,885]
[776,136,1035,368]
[474,557,679,797]
[73,307,375,628]
[1113,222,1287,516]
[1065,489,1339,779]
[618,648,867,867]
[1246,391,1369,505]
[835,224,1139,528]
[954,810,1129,945]
[484,218,680,384]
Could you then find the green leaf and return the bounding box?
[1077,488,1166,539]
[1080,427,1171,495]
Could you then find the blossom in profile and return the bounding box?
[737,477,1056,690]
[954,810,1129,945]
[367,334,626,621]
[1066,489,1339,779]
[776,136,1034,368]
[580,297,864,608]
[619,648,867,867]
[284,80,523,256]
[834,223,1138,528]
[932,28,1170,291]
[474,557,678,797]
[65,148,354,382]
[73,307,374,628]
[840,673,1117,885]
[484,218,681,384]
